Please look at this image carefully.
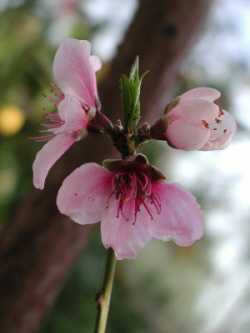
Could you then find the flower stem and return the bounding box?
[94,247,116,333]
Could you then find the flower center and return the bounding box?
[107,171,161,224]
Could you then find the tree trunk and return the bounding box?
[0,1,212,332]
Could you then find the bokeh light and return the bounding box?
[0,104,25,136]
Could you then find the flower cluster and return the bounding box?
[32,38,237,259]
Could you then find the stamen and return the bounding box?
[43,94,61,105]
[50,83,61,90]
[202,120,209,128]
[32,99,65,142]
[44,114,64,123]
[141,199,154,220]
[52,91,64,100]
[39,122,64,129]
[121,208,129,221]
[116,202,121,218]
[150,194,161,214]
[141,173,149,190]
[106,192,114,208]
[215,118,221,124]
[219,109,224,116]
[29,133,57,142]
[109,170,162,224]
[153,191,161,208]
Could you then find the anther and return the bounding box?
[202,120,209,128]
[219,109,224,116]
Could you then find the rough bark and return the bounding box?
[0,0,212,332]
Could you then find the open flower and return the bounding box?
[164,87,236,151]
[57,154,204,260]
[32,38,102,190]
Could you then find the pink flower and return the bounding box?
[165,87,237,151]
[57,154,204,260]
[32,38,102,190]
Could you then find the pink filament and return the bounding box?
[31,87,65,142]
[111,171,161,224]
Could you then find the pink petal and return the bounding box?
[170,99,219,123]
[89,55,101,98]
[53,38,100,107]
[180,87,221,103]
[90,55,102,72]
[57,163,113,225]
[58,95,89,133]
[200,110,237,151]
[166,119,210,151]
[101,200,152,260]
[148,182,204,246]
[33,132,77,190]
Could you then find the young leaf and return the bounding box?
[120,57,148,134]
[120,75,132,129]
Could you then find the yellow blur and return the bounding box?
[0,105,25,136]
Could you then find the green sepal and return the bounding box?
[164,96,180,114]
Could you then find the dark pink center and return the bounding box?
[107,171,161,224]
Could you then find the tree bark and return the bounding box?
[0,0,212,332]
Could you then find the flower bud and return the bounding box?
[164,88,237,151]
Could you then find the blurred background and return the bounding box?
[0,0,249,332]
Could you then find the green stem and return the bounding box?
[94,247,117,333]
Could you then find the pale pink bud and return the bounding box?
[165,88,236,151]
